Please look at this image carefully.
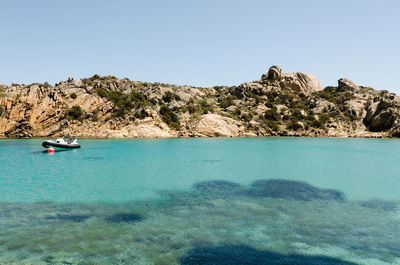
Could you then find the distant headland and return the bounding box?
[1,66,399,138]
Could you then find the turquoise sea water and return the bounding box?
[0,138,399,264]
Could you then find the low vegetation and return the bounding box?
[65,106,85,121]
[159,105,180,129]
[95,88,151,118]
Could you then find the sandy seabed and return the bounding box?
[0,179,399,265]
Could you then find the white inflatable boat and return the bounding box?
[42,137,81,149]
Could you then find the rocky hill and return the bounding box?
[1,66,400,138]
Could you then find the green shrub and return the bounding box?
[96,87,109,98]
[162,91,174,103]
[241,113,251,122]
[305,114,316,122]
[288,120,303,131]
[316,90,335,102]
[70,93,77,99]
[130,91,147,103]
[95,87,149,117]
[108,91,134,117]
[266,91,278,101]
[345,112,357,121]
[265,102,275,109]
[261,119,279,132]
[233,108,241,116]
[66,105,84,121]
[334,92,355,105]
[312,119,322,128]
[277,92,294,104]
[289,100,307,110]
[264,109,281,121]
[319,113,330,124]
[247,92,261,104]
[200,99,213,114]
[134,109,147,119]
[316,88,355,106]
[148,98,158,105]
[310,114,330,128]
[159,105,180,129]
[173,93,181,101]
[187,104,196,114]
[162,91,180,103]
[219,96,235,109]
[288,109,305,122]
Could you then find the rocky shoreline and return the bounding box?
[1,66,400,139]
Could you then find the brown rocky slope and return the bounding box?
[1,66,400,138]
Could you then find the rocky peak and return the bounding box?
[337,78,359,92]
[261,65,282,82]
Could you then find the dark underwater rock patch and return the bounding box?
[45,214,90,223]
[105,213,143,223]
[360,199,398,211]
[194,180,244,192]
[179,245,357,265]
[193,180,246,198]
[244,179,345,201]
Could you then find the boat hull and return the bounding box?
[42,141,81,149]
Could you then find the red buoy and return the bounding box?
[48,148,55,153]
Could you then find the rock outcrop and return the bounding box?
[192,114,244,137]
[364,100,398,132]
[280,72,322,95]
[337,78,359,92]
[262,65,282,81]
[0,66,399,138]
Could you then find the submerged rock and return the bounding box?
[244,179,345,201]
[194,180,246,198]
[45,214,90,223]
[105,213,143,223]
[179,245,357,265]
[194,180,244,192]
[360,199,398,212]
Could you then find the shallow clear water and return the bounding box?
[0,138,399,264]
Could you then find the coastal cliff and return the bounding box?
[1,66,400,138]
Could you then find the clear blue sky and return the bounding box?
[1,0,399,92]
